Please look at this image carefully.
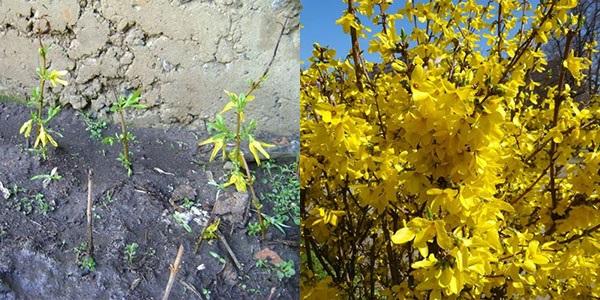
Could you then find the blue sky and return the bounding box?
[300,0,402,63]
[300,0,540,64]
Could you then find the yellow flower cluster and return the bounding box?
[301,0,599,298]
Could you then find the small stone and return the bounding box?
[120,52,134,66]
[116,19,130,32]
[223,161,234,170]
[0,181,10,200]
[254,248,283,265]
[221,263,238,286]
[161,59,176,73]
[212,192,248,224]
[169,184,196,205]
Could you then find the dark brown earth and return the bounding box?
[0,101,299,300]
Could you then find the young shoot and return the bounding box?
[19,36,67,159]
[30,167,62,188]
[103,90,146,176]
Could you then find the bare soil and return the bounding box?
[0,102,299,300]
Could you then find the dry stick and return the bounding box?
[217,232,242,271]
[87,169,94,258]
[179,280,205,300]
[162,244,184,300]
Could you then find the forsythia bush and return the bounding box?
[300,0,599,299]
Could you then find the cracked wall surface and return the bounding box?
[0,0,300,136]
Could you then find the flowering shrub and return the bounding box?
[300,0,599,298]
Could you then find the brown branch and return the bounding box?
[558,223,600,244]
[218,232,242,271]
[347,0,364,92]
[548,30,575,233]
[510,156,556,204]
[86,169,94,258]
[162,244,184,300]
[246,17,289,97]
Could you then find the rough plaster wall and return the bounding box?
[0,0,300,136]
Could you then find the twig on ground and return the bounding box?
[162,244,184,300]
[87,169,94,258]
[267,287,277,300]
[217,231,242,271]
[180,279,206,300]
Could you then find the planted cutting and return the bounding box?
[19,30,67,159]
[103,90,146,176]
[199,89,274,233]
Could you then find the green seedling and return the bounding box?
[81,256,96,272]
[74,242,95,272]
[103,90,146,176]
[100,190,114,209]
[246,221,264,236]
[31,167,62,188]
[202,288,212,300]
[275,260,296,280]
[172,212,192,233]
[255,258,268,269]
[19,36,67,159]
[262,161,300,227]
[81,112,108,141]
[261,212,291,234]
[209,251,226,265]
[124,242,139,265]
[181,197,194,210]
[11,193,53,215]
[199,89,274,233]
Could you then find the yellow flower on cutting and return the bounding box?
[19,120,33,138]
[198,136,226,161]
[34,125,58,148]
[223,171,247,192]
[47,70,68,87]
[248,136,274,166]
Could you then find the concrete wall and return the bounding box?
[0,0,300,136]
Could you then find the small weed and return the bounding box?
[246,221,264,236]
[100,190,114,209]
[275,260,296,280]
[74,242,95,272]
[181,197,194,210]
[33,193,53,215]
[261,161,300,227]
[202,288,212,300]
[81,112,108,141]
[255,258,268,269]
[31,167,62,188]
[124,242,139,265]
[10,193,53,215]
[261,212,291,234]
[209,251,226,265]
[172,212,192,233]
[81,256,96,272]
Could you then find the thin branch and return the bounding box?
[162,244,185,300]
